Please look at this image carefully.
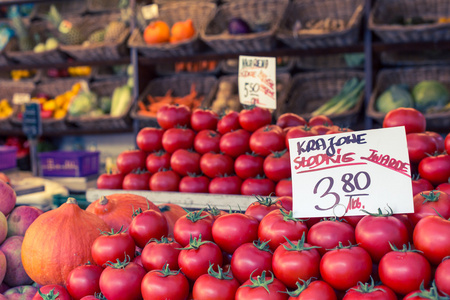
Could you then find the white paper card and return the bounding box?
[238,55,277,109]
[289,127,413,219]
[141,4,159,20]
[12,93,31,105]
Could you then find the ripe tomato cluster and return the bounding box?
[98,103,357,196]
[33,190,449,300]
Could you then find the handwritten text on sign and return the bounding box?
[288,127,413,218]
[238,56,276,109]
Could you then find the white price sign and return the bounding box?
[12,93,31,105]
[238,55,277,109]
[289,127,414,219]
[141,4,159,20]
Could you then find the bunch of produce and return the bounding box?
[173,60,218,73]
[227,16,271,35]
[143,19,195,44]
[376,80,450,114]
[0,100,13,119]
[46,66,92,79]
[9,69,35,81]
[294,18,347,33]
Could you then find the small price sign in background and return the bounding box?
[238,55,277,109]
[288,127,414,218]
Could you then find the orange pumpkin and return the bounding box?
[170,19,195,43]
[21,197,109,286]
[143,20,170,44]
[86,193,160,231]
[158,203,187,237]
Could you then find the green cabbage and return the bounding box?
[376,84,414,114]
[412,80,450,113]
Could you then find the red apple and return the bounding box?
[7,206,43,238]
[0,180,16,216]
[3,285,38,300]
[0,236,33,287]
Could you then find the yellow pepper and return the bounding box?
[42,100,56,111]
[71,83,81,95]
[53,109,66,119]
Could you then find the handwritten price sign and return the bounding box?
[238,55,277,109]
[288,127,414,218]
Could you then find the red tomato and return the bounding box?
[276,179,293,197]
[307,218,356,256]
[235,271,288,300]
[100,259,146,300]
[128,209,168,248]
[245,196,283,222]
[141,264,190,300]
[200,152,234,178]
[136,127,164,152]
[383,107,426,134]
[413,215,450,265]
[145,150,170,173]
[33,285,71,300]
[437,181,450,194]
[425,131,445,152]
[116,150,147,174]
[419,153,450,186]
[217,111,241,134]
[230,239,273,284]
[276,113,307,129]
[355,209,409,262]
[179,174,210,193]
[170,149,201,176]
[161,127,195,154]
[178,236,223,281]
[149,169,180,191]
[446,133,450,154]
[194,130,221,154]
[66,264,103,300]
[209,175,242,194]
[122,171,151,190]
[308,115,333,127]
[241,176,275,196]
[403,282,442,300]
[341,215,364,228]
[412,175,434,196]
[320,243,372,291]
[207,206,229,220]
[191,108,218,132]
[285,125,314,149]
[310,124,331,136]
[287,279,336,300]
[193,264,240,300]
[258,209,308,251]
[435,257,450,296]
[91,229,136,267]
[410,190,450,225]
[378,244,431,295]
[239,106,272,132]
[234,153,264,180]
[326,126,353,135]
[157,104,191,129]
[250,125,286,156]
[407,133,438,163]
[272,234,321,289]
[96,173,123,189]
[277,195,293,210]
[343,281,397,300]
[212,213,259,254]
[263,149,291,182]
[219,129,251,158]
[141,237,181,271]
[173,209,214,247]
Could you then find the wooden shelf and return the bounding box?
[0,57,131,71]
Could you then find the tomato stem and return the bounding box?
[38,288,60,300]
[285,278,315,297]
[282,232,321,252]
[241,270,275,293]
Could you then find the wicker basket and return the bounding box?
[131,75,218,128]
[201,0,288,53]
[278,70,365,128]
[87,0,121,13]
[0,69,41,83]
[380,50,450,67]
[297,53,365,70]
[367,66,450,131]
[369,0,450,43]
[6,21,67,65]
[59,13,130,61]
[67,78,132,130]
[220,56,295,74]
[0,80,35,131]
[91,65,129,81]
[128,2,216,58]
[31,0,88,19]
[277,0,364,50]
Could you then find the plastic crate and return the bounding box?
[0,146,17,171]
[38,151,100,177]
[52,194,90,209]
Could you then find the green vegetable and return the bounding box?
[68,92,97,117]
[99,96,112,114]
[376,84,414,113]
[412,80,450,113]
[110,85,132,117]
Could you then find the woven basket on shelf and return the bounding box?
[369,0,450,43]
[87,0,121,13]
[67,78,132,130]
[0,80,35,131]
[367,66,450,131]
[220,57,295,74]
[380,50,450,67]
[277,0,364,50]
[31,0,87,19]
[131,75,218,128]
[58,13,130,61]
[201,0,288,53]
[6,21,67,65]
[128,2,216,58]
[279,70,365,128]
